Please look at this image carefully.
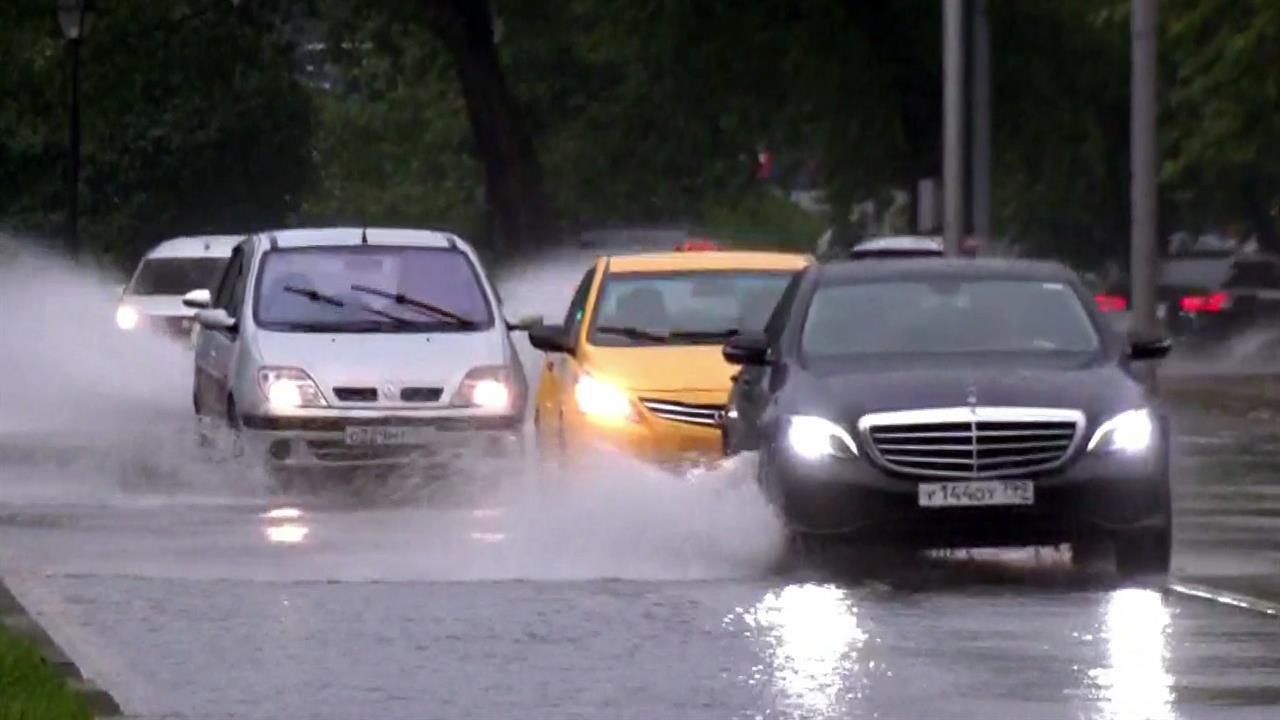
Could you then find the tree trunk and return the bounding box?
[422,0,555,253]
[1242,171,1279,252]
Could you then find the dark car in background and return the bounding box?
[721,258,1172,577]
[1159,252,1280,343]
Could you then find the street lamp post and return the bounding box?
[57,0,94,262]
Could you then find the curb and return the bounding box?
[0,579,122,718]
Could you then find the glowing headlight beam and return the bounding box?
[1088,409,1154,453]
[787,415,858,460]
[115,305,140,331]
[574,374,635,423]
[470,379,511,409]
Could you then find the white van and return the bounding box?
[117,235,241,341]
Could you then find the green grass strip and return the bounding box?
[0,623,92,720]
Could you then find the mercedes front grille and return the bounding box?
[857,406,1084,478]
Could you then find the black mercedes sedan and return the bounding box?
[721,258,1173,577]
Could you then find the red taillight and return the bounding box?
[676,239,719,252]
[1179,291,1230,313]
[1094,294,1128,313]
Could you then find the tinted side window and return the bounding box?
[564,266,596,336]
[764,271,804,344]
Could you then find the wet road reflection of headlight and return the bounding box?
[1091,588,1173,720]
[261,506,309,545]
[743,583,867,715]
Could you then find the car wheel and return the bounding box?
[1114,524,1171,579]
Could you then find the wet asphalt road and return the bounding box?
[2,407,1280,720]
[3,247,1280,719]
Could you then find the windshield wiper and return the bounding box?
[594,325,675,343]
[349,284,478,328]
[667,328,741,341]
[283,285,345,307]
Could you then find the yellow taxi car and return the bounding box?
[528,244,811,467]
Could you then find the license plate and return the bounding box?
[918,480,1034,508]
[343,426,432,446]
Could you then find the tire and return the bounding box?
[1115,524,1171,579]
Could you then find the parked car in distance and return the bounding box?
[117,235,240,342]
[721,257,1172,577]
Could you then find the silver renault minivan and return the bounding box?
[186,227,530,473]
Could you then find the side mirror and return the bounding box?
[723,332,770,366]
[195,309,236,331]
[182,288,212,310]
[1128,336,1172,361]
[115,283,127,296]
[507,314,545,332]
[528,323,573,354]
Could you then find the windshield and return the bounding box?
[128,257,228,296]
[254,246,493,333]
[802,278,1100,358]
[588,271,794,346]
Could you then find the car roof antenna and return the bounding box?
[361,224,369,245]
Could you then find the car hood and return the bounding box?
[580,344,734,392]
[120,294,193,318]
[798,357,1146,427]
[252,329,509,398]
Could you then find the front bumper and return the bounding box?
[563,412,722,470]
[241,412,523,468]
[767,444,1168,547]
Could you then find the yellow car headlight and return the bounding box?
[574,373,637,424]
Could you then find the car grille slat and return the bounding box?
[639,399,723,427]
[333,387,378,402]
[400,387,443,403]
[860,407,1083,479]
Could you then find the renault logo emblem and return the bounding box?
[383,383,397,400]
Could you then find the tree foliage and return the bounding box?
[2,0,1278,268]
[0,0,313,263]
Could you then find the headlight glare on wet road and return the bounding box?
[786,415,858,460]
[115,305,140,330]
[1088,409,1154,454]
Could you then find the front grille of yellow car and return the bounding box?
[639,399,724,427]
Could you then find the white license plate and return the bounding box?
[918,480,1034,508]
[343,426,432,446]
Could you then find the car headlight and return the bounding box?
[1087,408,1155,453]
[786,415,858,460]
[257,367,327,410]
[451,366,514,411]
[574,373,636,424]
[115,305,140,331]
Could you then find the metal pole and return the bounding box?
[943,0,966,255]
[1131,0,1158,342]
[67,36,81,262]
[970,0,991,243]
